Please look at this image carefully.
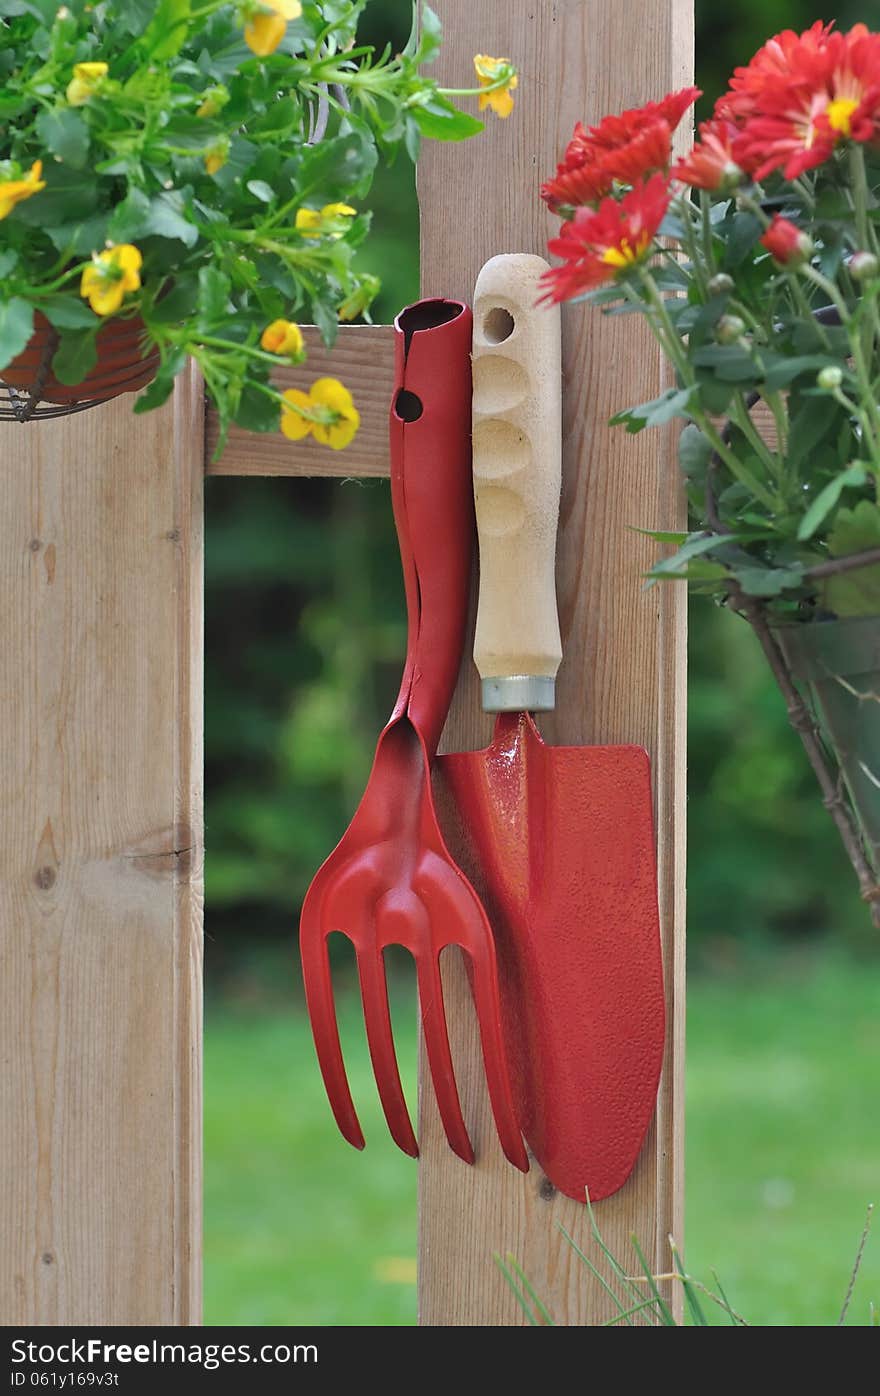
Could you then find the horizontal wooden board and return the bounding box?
[205,325,394,477]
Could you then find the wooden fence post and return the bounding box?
[0,369,203,1325]
[417,0,691,1325]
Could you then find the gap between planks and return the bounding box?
[205,324,394,479]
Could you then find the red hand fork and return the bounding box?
[299,297,527,1172]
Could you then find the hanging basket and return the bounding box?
[0,311,160,422]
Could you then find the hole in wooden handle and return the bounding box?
[482,306,515,344]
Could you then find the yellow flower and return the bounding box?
[261,319,304,357]
[0,161,46,220]
[294,203,357,238]
[473,54,518,118]
[196,85,229,119]
[281,377,359,450]
[204,138,229,175]
[80,243,142,317]
[244,0,302,57]
[67,61,108,106]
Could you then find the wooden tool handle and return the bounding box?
[471,254,562,712]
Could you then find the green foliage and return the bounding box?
[552,19,880,622]
[0,0,502,443]
[825,501,880,616]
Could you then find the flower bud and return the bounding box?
[817,365,844,391]
[849,251,879,283]
[760,214,813,266]
[716,314,746,344]
[708,272,735,296]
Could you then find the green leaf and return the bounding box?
[132,350,186,414]
[723,211,761,268]
[417,4,443,64]
[38,295,98,331]
[691,343,757,382]
[825,500,880,617]
[0,249,18,278]
[144,190,198,246]
[233,382,281,434]
[763,354,845,392]
[246,179,276,204]
[35,108,90,170]
[679,424,714,481]
[412,96,484,142]
[310,294,338,349]
[45,213,110,258]
[144,0,191,60]
[797,464,868,541]
[649,531,737,578]
[51,328,98,386]
[610,386,693,432]
[299,130,378,202]
[197,265,231,325]
[13,164,98,225]
[108,187,151,244]
[733,563,805,596]
[148,274,199,323]
[695,370,735,414]
[0,296,33,373]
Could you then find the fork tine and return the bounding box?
[464,945,530,1173]
[356,946,419,1158]
[299,893,365,1151]
[416,953,475,1165]
[416,860,526,1171]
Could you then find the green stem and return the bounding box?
[730,392,779,480]
[184,334,299,368]
[698,190,715,273]
[628,272,778,509]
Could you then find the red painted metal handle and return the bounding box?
[388,299,474,753]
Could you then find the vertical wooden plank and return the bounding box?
[418,0,690,1324]
[0,368,203,1325]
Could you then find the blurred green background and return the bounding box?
[204,0,879,1325]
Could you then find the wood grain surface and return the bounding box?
[205,325,394,477]
[417,0,691,1326]
[0,370,203,1324]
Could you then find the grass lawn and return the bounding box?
[204,949,880,1326]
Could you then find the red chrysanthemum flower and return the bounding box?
[540,172,671,303]
[541,119,672,210]
[574,87,701,156]
[672,118,744,190]
[541,86,700,211]
[759,213,812,265]
[719,23,880,180]
[716,20,835,124]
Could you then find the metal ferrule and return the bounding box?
[481,675,556,713]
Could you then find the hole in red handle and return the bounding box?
[394,388,423,422]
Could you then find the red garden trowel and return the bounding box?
[437,254,666,1202]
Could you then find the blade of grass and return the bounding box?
[494,1253,539,1326]
[669,1237,708,1326]
[604,1297,673,1326]
[630,1234,677,1326]
[506,1255,556,1326]
[838,1203,874,1326]
[584,1193,648,1307]
[557,1223,636,1326]
[711,1269,748,1326]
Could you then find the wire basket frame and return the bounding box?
[0,317,160,422]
